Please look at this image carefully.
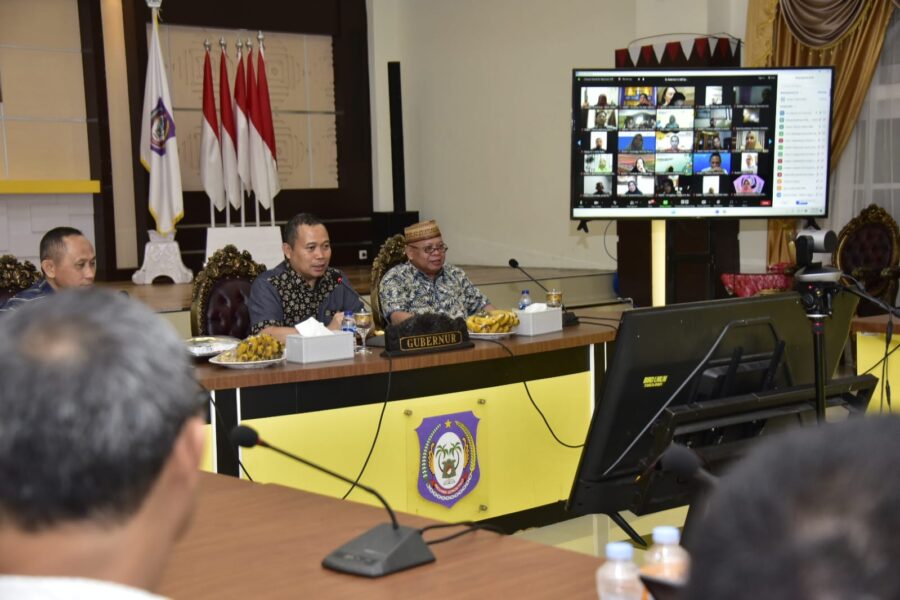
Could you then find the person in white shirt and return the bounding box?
[0,290,206,599]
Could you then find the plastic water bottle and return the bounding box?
[341,311,357,348]
[596,542,642,600]
[640,526,690,600]
[518,289,532,310]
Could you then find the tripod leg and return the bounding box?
[607,512,648,548]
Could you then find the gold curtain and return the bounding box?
[750,0,896,267]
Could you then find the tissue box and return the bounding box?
[515,307,563,336]
[285,331,355,364]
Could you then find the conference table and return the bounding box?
[193,317,620,526]
[158,472,602,598]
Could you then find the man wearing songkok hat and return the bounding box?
[379,220,494,325]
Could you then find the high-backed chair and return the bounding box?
[370,234,407,329]
[190,245,265,338]
[0,254,40,306]
[833,204,900,316]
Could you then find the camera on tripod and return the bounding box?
[793,230,842,318]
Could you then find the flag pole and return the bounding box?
[133,0,192,285]
[259,30,275,228]
[247,37,260,228]
[219,37,230,228]
[236,38,246,227]
[204,39,216,228]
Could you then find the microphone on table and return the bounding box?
[229,425,434,577]
[660,443,718,488]
[507,258,579,327]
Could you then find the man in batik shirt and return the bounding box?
[248,213,364,342]
[379,220,494,325]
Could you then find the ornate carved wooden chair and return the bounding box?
[833,204,900,316]
[0,255,41,306]
[369,234,407,330]
[190,245,266,338]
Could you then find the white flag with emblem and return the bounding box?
[139,9,183,234]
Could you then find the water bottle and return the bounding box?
[341,311,357,348]
[640,526,690,599]
[596,542,642,600]
[518,289,532,310]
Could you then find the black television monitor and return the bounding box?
[567,292,875,521]
[571,67,834,219]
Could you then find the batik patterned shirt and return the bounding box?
[0,279,54,315]
[248,261,363,335]
[378,262,489,322]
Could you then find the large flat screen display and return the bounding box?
[571,67,833,220]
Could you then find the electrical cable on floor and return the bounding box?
[479,338,584,449]
[204,390,254,481]
[342,353,393,500]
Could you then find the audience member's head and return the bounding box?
[38,227,96,290]
[684,417,900,600]
[0,290,205,592]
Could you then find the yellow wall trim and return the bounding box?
[0,180,100,194]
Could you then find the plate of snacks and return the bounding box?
[210,333,286,369]
[466,309,520,339]
[185,335,240,358]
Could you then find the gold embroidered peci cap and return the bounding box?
[404,220,442,243]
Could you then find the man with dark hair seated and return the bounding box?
[683,416,900,600]
[0,290,206,597]
[248,212,364,342]
[0,226,96,314]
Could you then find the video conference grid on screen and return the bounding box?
[571,68,833,219]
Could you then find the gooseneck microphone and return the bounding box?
[337,276,373,312]
[230,425,434,577]
[660,443,718,488]
[508,258,579,327]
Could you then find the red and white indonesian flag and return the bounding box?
[246,46,280,209]
[257,47,281,200]
[139,10,183,234]
[234,46,250,192]
[200,47,224,211]
[219,47,240,210]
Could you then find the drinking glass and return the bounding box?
[354,310,373,355]
[546,289,563,308]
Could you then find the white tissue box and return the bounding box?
[285,331,355,364]
[515,307,563,336]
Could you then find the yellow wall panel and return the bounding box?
[0,48,87,119]
[5,121,90,179]
[241,372,592,523]
[0,0,80,50]
[857,332,900,415]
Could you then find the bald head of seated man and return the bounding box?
[0,227,96,314]
[0,290,206,598]
[378,219,495,325]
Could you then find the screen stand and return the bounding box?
[651,220,666,306]
[607,512,648,548]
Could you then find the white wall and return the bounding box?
[368,0,756,269]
